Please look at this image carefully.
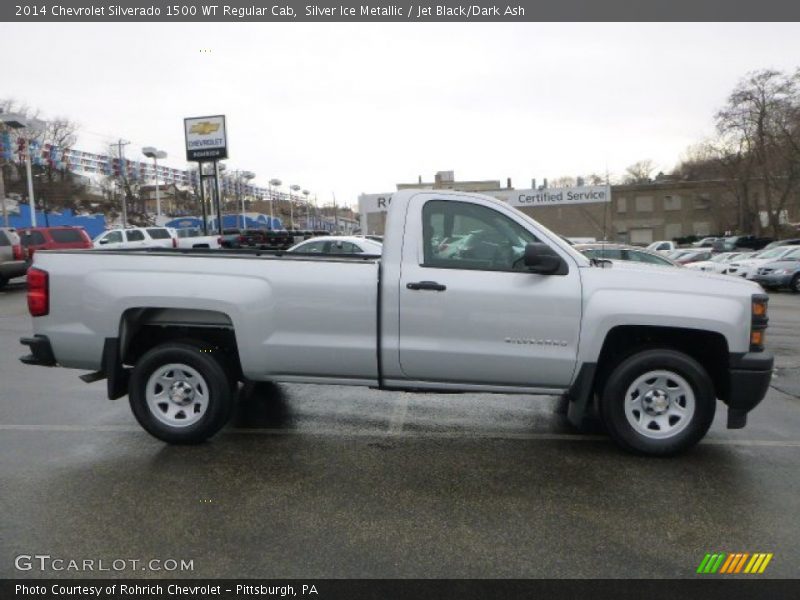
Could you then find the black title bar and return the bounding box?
[4,0,800,22]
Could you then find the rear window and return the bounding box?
[0,231,9,246]
[50,229,85,243]
[147,228,171,239]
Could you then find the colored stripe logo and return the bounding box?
[697,552,773,574]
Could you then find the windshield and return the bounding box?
[758,247,792,259]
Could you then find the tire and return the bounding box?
[599,349,716,456]
[791,274,800,294]
[129,342,234,444]
[0,275,7,289]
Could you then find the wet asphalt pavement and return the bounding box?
[1,281,799,579]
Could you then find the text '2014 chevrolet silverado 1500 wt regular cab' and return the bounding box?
[19,190,774,455]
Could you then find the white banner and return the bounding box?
[493,185,611,207]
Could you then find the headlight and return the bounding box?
[774,269,790,275]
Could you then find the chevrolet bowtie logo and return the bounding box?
[189,122,220,135]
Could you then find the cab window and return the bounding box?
[422,200,539,271]
[103,231,123,244]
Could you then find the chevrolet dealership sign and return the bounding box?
[184,115,228,161]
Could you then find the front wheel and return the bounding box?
[600,349,716,456]
[129,342,234,444]
[790,274,800,294]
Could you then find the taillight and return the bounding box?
[217,237,224,245]
[27,267,49,317]
[13,244,24,261]
[172,237,177,248]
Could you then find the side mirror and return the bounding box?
[98,239,109,245]
[523,243,567,275]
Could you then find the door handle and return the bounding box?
[406,281,447,292]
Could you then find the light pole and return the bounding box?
[302,189,310,229]
[290,184,301,230]
[0,113,39,227]
[142,147,167,223]
[236,170,255,230]
[268,178,281,230]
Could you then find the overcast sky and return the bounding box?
[2,22,800,207]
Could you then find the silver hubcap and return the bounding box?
[146,363,208,427]
[624,370,695,440]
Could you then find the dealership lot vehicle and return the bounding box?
[0,227,26,288]
[685,252,743,273]
[576,243,678,267]
[714,235,773,252]
[761,237,800,251]
[691,236,719,248]
[20,190,773,456]
[288,235,383,255]
[646,240,676,253]
[670,249,713,265]
[725,246,799,279]
[173,227,221,249]
[751,252,800,292]
[93,227,177,249]
[18,226,93,259]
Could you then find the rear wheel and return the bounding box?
[129,342,234,443]
[600,349,716,456]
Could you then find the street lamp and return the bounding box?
[268,178,281,230]
[142,147,167,223]
[0,113,42,227]
[302,189,310,229]
[290,184,301,230]
[236,170,256,230]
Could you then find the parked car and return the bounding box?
[685,252,744,273]
[691,236,720,248]
[218,228,295,250]
[18,226,93,259]
[575,244,678,267]
[724,245,800,279]
[173,227,221,249]
[287,235,383,255]
[21,189,772,456]
[646,240,677,254]
[0,227,26,288]
[760,238,800,251]
[93,227,176,249]
[751,249,800,292]
[713,235,773,252]
[670,249,713,265]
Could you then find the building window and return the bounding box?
[635,196,653,212]
[694,196,711,210]
[663,196,682,211]
[665,223,683,240]
[617,197,627,213]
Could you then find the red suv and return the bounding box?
[18,226,93,260]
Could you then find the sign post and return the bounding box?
[184,115,228,235]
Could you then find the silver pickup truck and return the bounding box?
[20,190,773,455]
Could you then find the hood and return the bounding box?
[583,260,763,295]
[758,259,800,271]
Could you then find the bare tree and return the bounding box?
[715,69,800,237]
[623,160,656,184]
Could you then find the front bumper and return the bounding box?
[19,335,57,367]
[725,351,774,428]
[751,273,793,288]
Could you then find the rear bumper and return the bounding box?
[19,334,57,367]
[0,260,27,279]
[725,351,773,428]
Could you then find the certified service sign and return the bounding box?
[184,115,228,161]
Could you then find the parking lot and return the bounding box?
[1,280,799,579]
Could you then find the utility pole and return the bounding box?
[116,139,130,227]
[332,192,338,233]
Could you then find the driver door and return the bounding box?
[398,198,582,388]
